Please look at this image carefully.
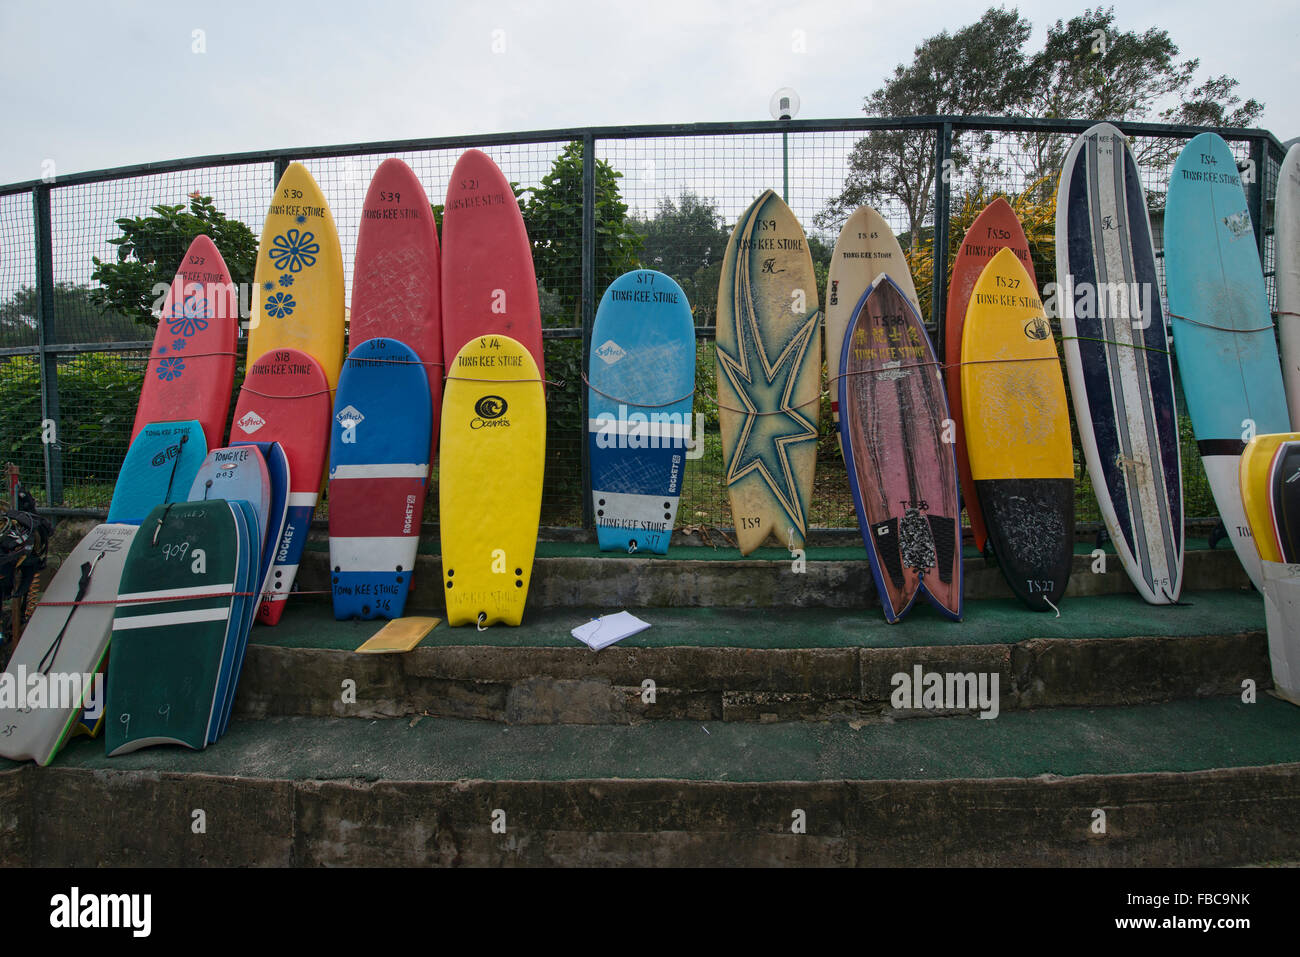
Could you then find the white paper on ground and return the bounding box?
[571,611,651,651]
[1261,560,1300,706]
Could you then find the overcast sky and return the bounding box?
[1,0,1295,185]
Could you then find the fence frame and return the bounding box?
[0,114,1287,515]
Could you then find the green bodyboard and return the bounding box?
[106,501,241,755]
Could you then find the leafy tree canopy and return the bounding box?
[90,193,258,327]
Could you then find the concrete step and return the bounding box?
[233,594,1269,723]
[293,537,1251,611]
[7,695,1300,866]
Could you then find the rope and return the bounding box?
[1168,311,1274,334]
[35,587,335,609]
[237,385,333,399]
[1276,310,1300,319]
[444,375,564,388]
[148,351,237,360]
[581,373,695,408]
[344,355,445,368]
[715,394,822,415]
[1059,335,1171,356]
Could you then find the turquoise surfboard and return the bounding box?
[588,269,696,554]
[1165,132,1288,591]
[107,420,208,524]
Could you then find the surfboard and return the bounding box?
[962,247,1074,611]
[186,446,269,738]
[231,348,331,625]
[825,206,920,450]
[249,162,345,392]
[839,274,961,622]
[1277,144,1300,427]
[131,235,237,451]
[329,337,431,621]
[0,523,137,765]
[440,334,544,626]
[588,269,695,554]
[946,198,1038,553]
[1258,561,1300,706]
[441,149,545,379]
[107,419,208,525]
[716,190,821,556]
[105,500,242,754]
[1165,132,1289,592]
[351,157,443,465]
[1056,123,1184,605]
[1240,432,1300,563]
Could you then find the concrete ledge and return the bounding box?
[294,546,1252,610]
[235,630,1269,724]
[11,698,1300,866]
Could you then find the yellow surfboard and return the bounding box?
[439,334,545,626]
[1241,432,1300,562]
[249,162,345,392]
[962,247,1074,610]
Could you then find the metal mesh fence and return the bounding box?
[0,118,1285,534]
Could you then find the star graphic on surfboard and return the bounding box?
[716,295,820,536]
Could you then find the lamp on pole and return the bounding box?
[769,88,799,203]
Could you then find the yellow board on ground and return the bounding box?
[249,162,345,392]
[1240,432,1300,563]
[961,247,1072,482]
[355,617,441,654]
[439,334,545,627]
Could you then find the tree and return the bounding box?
[520,141,642,510]
[523,140,642,325]
[0,282,140,346]
[817,8,1036,246]
[634,191,730,325]
[90,193,258,327]
[1019,8,1265,183]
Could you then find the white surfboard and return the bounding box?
[1277,144,1300,428]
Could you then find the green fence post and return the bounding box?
[931,122,953,351]
[580,134,596,530]
[32,184,63,506]
[1247,135,1266,260]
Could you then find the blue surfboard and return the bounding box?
[107,419,208,524]
[186,447,270,742]
[587,269,696,554]
[219,441,288,735]
[329,337,432,620]
[1166,132,1289,590]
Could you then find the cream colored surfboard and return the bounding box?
[715,190,821,555]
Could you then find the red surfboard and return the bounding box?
[944,198,1037,552]
[441,149,545,379]
[230,348,331,625]
[350,158,443,464]
[132,235,237,449]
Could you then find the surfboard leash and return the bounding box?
[581,374,696,408]
[160,433,190,505]
[35,550,105,676]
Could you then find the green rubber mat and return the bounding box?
[250,589,1264,652]
[36,695,1300,782]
